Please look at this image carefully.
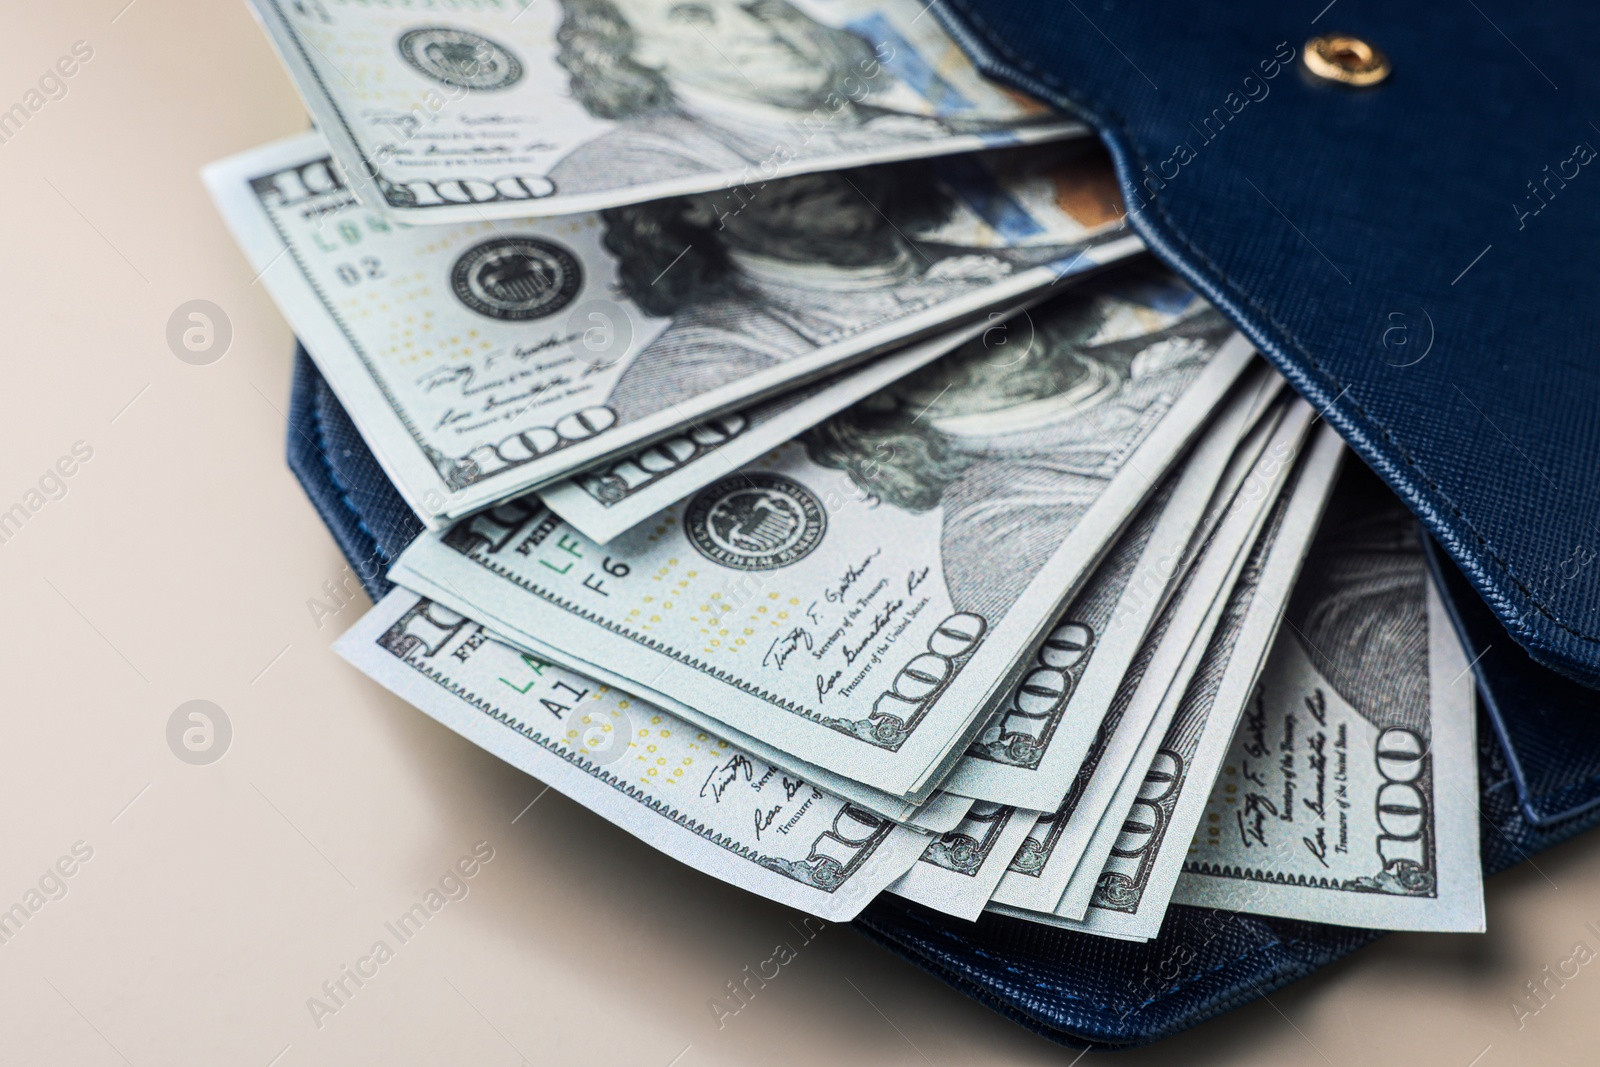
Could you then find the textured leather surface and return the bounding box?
[934,0,1600,688]
[287,347,1600,1048]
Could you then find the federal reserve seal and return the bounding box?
[397,27,523,91]
[684,473,826,571]
[450,237,582,321]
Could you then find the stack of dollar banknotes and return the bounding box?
[208,0,1485,939]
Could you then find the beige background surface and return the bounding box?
[0,3,1595,1065]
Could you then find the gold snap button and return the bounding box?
[1303,34,1391,87]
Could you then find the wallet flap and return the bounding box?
[936,0,1600,687]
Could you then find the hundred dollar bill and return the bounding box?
[337,591,929,920]
[1010,424,1346,939]
[390,567,973,831]
[206,133,1139,528]
[385,561,971,829]
[246,0,1086,223]
[1172,465,1484,933]
[988,397,1309,913]
[1041,413,1325,925]
[398,544,973,831]
[941,362,1284,808]
[886,802,1040,921]
[539,309,1024,543]
[391,270,1255,798]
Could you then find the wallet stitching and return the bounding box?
[942,0,1598,648]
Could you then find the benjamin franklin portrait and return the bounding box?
[800,269,1232,625]
[547,0,1027,189]
[597,155,1105,420]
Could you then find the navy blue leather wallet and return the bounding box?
[288,345,1600,1049]
[281,0,1600,1046]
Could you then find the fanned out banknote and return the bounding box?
[206,133,1140,527]
[538,306,1032,542]
[881,369,1284,923]
[1023,423,1347,939]
[940,361,1284,809]
[337,591,929,920]
[886,801,1040,920]
[246,0,1088,222]
[388,533,977,830]
[1041,413,1334,928]
[1171,463,1484,933]
[385,563,980,831]
[390,270,1256,798]
[391,550,976,831]
[986,396,1311,915]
